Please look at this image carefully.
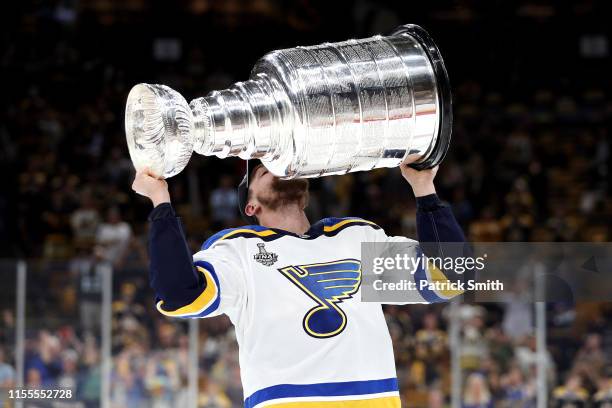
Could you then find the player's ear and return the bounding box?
[245,201,259,217]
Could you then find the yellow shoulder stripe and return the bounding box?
[218,228,276,241]
[156,266,219,317]
[323,218,379,233]
[428,263,464,298]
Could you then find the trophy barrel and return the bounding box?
[249,23,452,178]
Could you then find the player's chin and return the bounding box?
[272,177,309,198]
[261,178,310,210]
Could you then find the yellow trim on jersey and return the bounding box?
[219,228,277,241]
[427,262,464,298]
[264,396,400,407]
[156,266,218,317]
[323,218,379,233]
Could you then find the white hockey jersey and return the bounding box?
[155,217,458,408]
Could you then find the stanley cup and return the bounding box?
[125,24,452,179]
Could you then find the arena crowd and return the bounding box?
[0,0,610,406]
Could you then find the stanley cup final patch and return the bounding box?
[253,243,278,266]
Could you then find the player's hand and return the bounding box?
[132,168,171,207]
[400,163,438,197]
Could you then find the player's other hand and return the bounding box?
[400,163,438,197]
[132,168,171,207]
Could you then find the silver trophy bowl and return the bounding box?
[125,24,452,179]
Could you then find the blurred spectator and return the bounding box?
[572,333,607,390]
[200,379,232,407]
[485,327,514,374]
[80,334,102,406]
[515,336,556,385]
[70,253,103,333]
[209,175,239,229]
[460,306,488,371]
[499,366,536,406]
[502,288,534,341]
[113,282,146,328]
[593,375,612,407]
[144,351,185,407]
[0,346,15,388]
[462,373,493,408]
[573,333,606,375]
[105,147,133,184]
[469,207,502,242]
[25,331,63,386]
[415,312,447,385]
[0,310,15,350]
[27,367,43,389]
[111,349,148,408]
[451,187,474,229]
[95,207,132,266]
[70,189,101,244]
[57,349,79,390]
[553,374,589,408]
[428,388,447,408]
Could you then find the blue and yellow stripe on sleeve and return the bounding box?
[156,260,221,318]
[413,248,464,303]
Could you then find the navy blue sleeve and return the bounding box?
[148,203,206,310]
[415,193,466,245]
[416,193,473,284]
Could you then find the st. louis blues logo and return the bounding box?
[278,259,361,338]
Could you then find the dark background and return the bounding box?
[0,1,610,407]
[1,0,610,257]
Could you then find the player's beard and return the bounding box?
[257,177,309,211]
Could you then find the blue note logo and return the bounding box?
[278,259,361,338]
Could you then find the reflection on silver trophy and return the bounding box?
[124,24,452,179]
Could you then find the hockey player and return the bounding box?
[132,161,466,408]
